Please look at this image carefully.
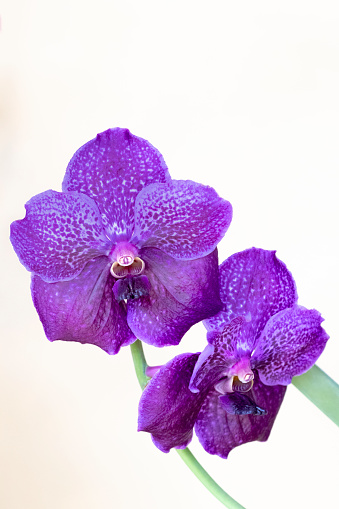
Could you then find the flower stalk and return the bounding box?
[176,448,246,509]
[130,339,150,390]
[292,365,339,427]
[130,340,246,508]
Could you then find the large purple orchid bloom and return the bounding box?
[10,128,232,354]
[138,248,329,458]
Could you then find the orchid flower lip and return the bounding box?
[108,240,147,279]
[232,376,254,393]
[110,257,145,279]
[214,375,254,395]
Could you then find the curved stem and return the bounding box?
[130,339,150,389]
[130,339,246,508]
[292,365,339,426]
[176,448,245,509]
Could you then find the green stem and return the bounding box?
[292,365,339,426]
[176,448,245,509]
[130,339,150,390]
[130,340,246,508]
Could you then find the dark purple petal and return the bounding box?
[63,128,170,240]
[195,374,286,459]
[204,248,298,350]
[10,190,109,282]
[219,392,267,415]
[31,256,135,354]
[138,353,205,452]
[112,275,151,302]
[252,305,329,385]
[127,254,221,347]
[189,316,248,393]
[140,247,222,310]
[134,180,232,260]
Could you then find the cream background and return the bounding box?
[1,1,339,508]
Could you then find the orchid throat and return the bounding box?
[214,358,255,395]
[110,241,145,279]
[109,242,149,302]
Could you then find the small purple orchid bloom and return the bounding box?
[10,128,232,354]
[138,248,329,457]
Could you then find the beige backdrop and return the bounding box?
[1,1,339,508]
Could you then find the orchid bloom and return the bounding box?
[10,128,232,354]
[138,248,329,457]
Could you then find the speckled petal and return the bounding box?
[31,256,135,354]
[127,259,221,347]
[195,374,286,458]
[10,190,109,282]
[134,180,232,260]
[204,248,297,350]
[63,128,170,240]
[189,316,248,393]
[252,305,329,385]
[138,353,206,453]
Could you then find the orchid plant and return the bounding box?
[10,128,339,509]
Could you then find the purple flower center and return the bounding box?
[213,356,255,396]
[229,357,254,384]
[232,376,254,393]
[109,241,146,280]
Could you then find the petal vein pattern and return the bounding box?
[195,375,286,458]
[31,257,135,354]
[127,252,222,347]
[138,353,206,452]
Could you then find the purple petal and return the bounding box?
[138,353,205,452]
[195,374,286,458]
[10,190,109,282]
[63,128,170,240]
[31,256,135,354]
[134,180,232,260]
[189,316,248,393]
[204,248,298,350]
[140,247,222,309]
[252,305,329,385]
[127,251,222,347]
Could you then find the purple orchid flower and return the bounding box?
[10,128,232,354]
[138,248,329,458]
